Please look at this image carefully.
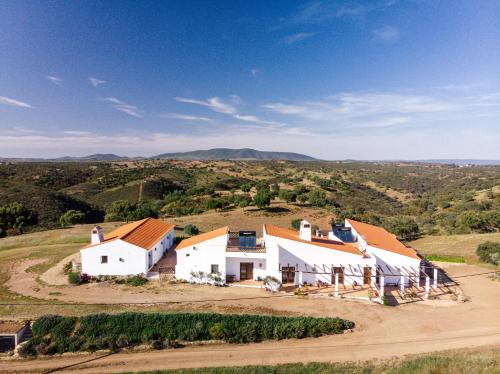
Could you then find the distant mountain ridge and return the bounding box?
[152,148,317,161]
[54,154,130,161]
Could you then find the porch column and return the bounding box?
[433,268,438,290]
[425,275,430,299]
[298,271,303,286]
[334,272,339,297]
[380,275,385,298]
[400,274,405,294]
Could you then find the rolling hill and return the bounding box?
[152,148,317,161]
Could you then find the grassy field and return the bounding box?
[133,345,500,373]
[409,232,500,263]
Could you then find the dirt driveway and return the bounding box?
[1,263,499,373]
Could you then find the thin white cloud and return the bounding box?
[264,91,500,130]
[439,82,484,92]
[0,96,32,109]
[175,96,238,114]
[281,32,316,45]
[372,26,399,42]
[102,97,142,118]
[164,113,214,122]
[47,76,63,86]
[250,69,261,78]
[89,77,107,87]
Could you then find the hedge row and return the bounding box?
[23,312,354,355]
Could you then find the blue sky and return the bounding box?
[1,0,499,159]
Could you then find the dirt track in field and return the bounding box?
[0,264,499,373]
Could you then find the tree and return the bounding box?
[384,216,419,240]
[307,190,327,207]
[105,200,135,222]
[291,218,303,230]
[241,183,252,193]
[0,202,37,237]
[476,241,500,265]
[278,189,297,203]
[253,191,272,209]
[59,210,85,227]
[184,224,199,236]
[457,211,488,233]
[297,194,308,205]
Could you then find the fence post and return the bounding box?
[433,268,438,290]
[380,275,385,298]
[334,272,339,297]
[425,275,430,299]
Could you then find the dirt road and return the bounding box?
[1,264,499,373]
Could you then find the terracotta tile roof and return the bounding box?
[83,218,175,250]
[113,218,174,250]
[176,226,229,250]
[264,224,362,256]
[346,219,419,259]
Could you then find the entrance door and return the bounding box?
[281,266,295,284]
[363,267,371,285]
[240,262,254,280]
[332,267,344,285]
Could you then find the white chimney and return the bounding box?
[299,220,312,241]
[91,226,104,245]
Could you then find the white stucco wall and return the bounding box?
[345,221,421,285]
[225,257,267,281]
[263,230,376,286]
[80,240,148,276]
[175,234,228,281]
[80,228,174,276]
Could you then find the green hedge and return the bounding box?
[22,312,354,355]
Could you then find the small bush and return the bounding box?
[62,261,73,275]
[477,241,500,265]
[68,272,82,285]
[126,275,148,287]
[183,224,199,235]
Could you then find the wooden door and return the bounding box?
[332,267,344,285]
[240,263,253,280]
[281,266,295,284]
[363,267,371,285]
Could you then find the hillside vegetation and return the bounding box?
[0,160,499,238]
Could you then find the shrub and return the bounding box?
[126,275,148,287]
[68,272,82,285]
[476,242,500,265]
[263,276,281,292]
[26,312,354,354]
[291,218,303,230]
[253,191,272,209]
[59,209,85,227]
[183,224,199,236]
[62,261,73,275]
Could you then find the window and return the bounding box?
[101,256,108,264]
[211,264,219,274]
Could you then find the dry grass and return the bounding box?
[171,201,334,233]
[409,232,500,262]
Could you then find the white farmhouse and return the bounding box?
[80,218,175,276]
[344,219,421,286]
[175,220,378,287]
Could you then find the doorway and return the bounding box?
[240,262,254,280]
[281,266,295,284]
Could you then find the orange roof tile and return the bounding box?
[85,218,175,250]
[346,219,419,259]
[264,224,362,256]
[176,226,229,250]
